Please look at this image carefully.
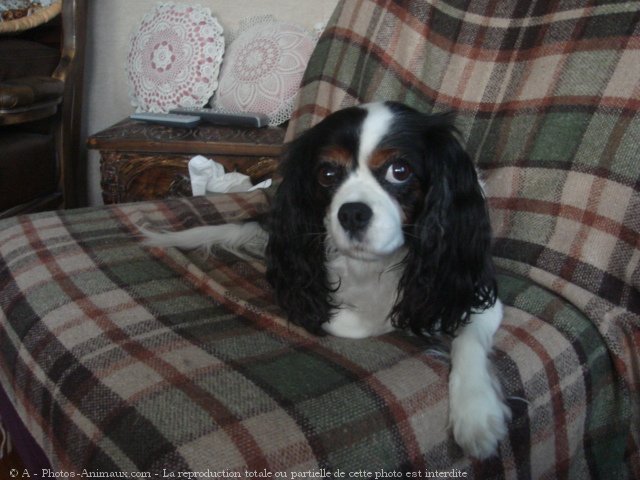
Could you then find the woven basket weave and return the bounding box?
[0,1,61,34]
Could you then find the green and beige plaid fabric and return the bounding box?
[0,194,630,477]
[289,0,640,474]
[0,0,638,478]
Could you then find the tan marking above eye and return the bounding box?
[319,146,353,167]
[368,148,401,169]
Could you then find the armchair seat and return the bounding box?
[0,76,64,108]
[0,36,63,124]
[0,0,85,216]
[0,194,629,476]
[0,76,63,124]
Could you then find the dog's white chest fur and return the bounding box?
[322,250,405,338]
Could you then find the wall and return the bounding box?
[83,0,338,206]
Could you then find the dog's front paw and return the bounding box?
[449,374,511,459]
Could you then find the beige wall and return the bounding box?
[83,0,337,206]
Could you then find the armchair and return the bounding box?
[0,0,86,218]
[0,0,638,477]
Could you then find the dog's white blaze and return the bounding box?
[358,102,395,168]
[326,102,406,258]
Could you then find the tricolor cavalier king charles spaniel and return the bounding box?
[145,101,511,459]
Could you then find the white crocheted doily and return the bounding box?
[212,15,318,126]
[127,2,225,113]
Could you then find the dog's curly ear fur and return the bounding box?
[265,134,336,335]
[392,118,497,336]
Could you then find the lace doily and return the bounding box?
[213,15,318,126]
[127,2,224,113]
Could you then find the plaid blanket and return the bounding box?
[0,192,631,478]
[289,0,640,474]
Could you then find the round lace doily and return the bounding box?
[127,2,225,113]
[213,15,318,126]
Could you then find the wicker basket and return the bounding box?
[0,1,61,34]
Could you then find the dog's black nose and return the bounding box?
[338,202,373,235]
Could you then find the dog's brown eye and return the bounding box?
[317,164,342,187]
[385,161,412,184]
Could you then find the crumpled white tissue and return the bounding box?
[188,155,272,195]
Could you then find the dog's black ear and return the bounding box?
[392,118,497,336]
[265,133,336,335]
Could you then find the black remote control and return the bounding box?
[130,112,201,128]
[170,108,270,128]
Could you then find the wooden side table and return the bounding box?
[87,119,286,204]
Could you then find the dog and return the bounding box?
[144,101,511,459]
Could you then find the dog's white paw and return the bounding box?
[449,373,511,459]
